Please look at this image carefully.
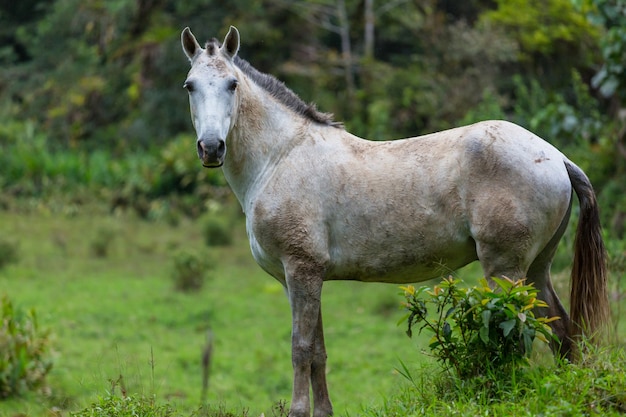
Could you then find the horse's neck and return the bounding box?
[223,82,304,211]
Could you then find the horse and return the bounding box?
[180,26,608,417]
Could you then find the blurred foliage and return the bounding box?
[201,214,235,247]
[90,226,117,258]
[171,250,212,292]
[480,0,600,67]
[0,0,615,143]
[590,0,626,102]
[0,119,228,218]
[0,296,53,399]
[0,0,624,236]
[0,239,19,270]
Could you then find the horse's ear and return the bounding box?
[181,27,202,62]
[222,26,240,59]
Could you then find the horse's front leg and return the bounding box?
[286,264,331,417]
[311,309,333,417]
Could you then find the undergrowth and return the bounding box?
[365,344,626,416]
[171,250,212,292]
[70,393,289,417]
[375,276,626,416]
[70,374,262,417]
[0,295,54,399]
[0,238,19,270]
[0,125,228,220]
[73,346,626,417]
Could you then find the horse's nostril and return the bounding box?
[197,140,204,159]
[197,139,225,163]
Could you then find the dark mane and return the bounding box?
[205,39,343,129]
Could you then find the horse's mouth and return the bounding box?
[202,161,223,168]
[199,152,224,168]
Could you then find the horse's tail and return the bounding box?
[565,160,609,343]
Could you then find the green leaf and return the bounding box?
[429,340,441,349]
[397,313,411,327]
[491,276,513,291]
[509,285,536,295]
[479,326,490,344]
[443,321,452,341]
[499,319,517,337]
[481,309,492,328]
[523,332,533,355]
[505,303,517,312]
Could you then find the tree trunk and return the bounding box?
[336,0,355,100]
[364,0,375,60]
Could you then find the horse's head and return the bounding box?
[181,26,240,168]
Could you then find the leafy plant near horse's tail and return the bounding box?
[400,277,558,379]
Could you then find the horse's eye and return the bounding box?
[229,79,238,92]
[183,81,194,92]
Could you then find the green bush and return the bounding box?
[171,251,211,292]
[201,216,234,247]
[400,276,557,379]
[0,295,53,398]
[0,239,19,270]
[90,227,116,258]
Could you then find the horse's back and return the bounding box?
[248,120,573,284]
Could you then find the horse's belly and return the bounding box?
[326,235,477,284]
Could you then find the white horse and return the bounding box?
[181,26,608,417]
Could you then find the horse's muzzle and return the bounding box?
[197,138,225,168]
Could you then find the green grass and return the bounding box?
[0,205,426,416]
[0,202,624,416]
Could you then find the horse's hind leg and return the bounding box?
[527,263,571,357]
[474,198,573,358]
[526,201,573,358]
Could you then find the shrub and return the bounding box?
[201,216,234,247]
[400,276,557,379]
[0,239,19,270]
[90,227,116,258]
[0,295,53,398]
[171,251,212,292]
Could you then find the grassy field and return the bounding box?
[0,201,437,416]
[0,200,624,416]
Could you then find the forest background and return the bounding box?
[0,0,625,232]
